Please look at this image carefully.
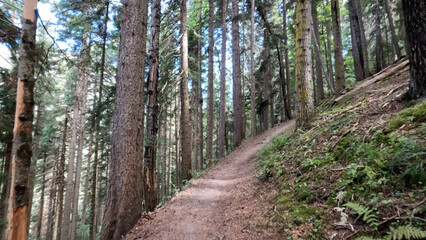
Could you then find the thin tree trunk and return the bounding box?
[197,0,204,170]
[144,0,161,211]
[36,152,47,240]
[232,0,244,147]
[54,110,68,240]
[99,0,148,237]
[323,1,334,90]
[5,0,38,238]
[331,0,345,96]
[348,0,364,81]
[374,0,383,73]
[81,127,93,225]
[219,0,227,159]
[384,0,401,60]
[46,152,57,240]
[283,0,292,120]
[206,0,215,163]
[355,0,370,78]
[312,0,324,101]
[90,1,108,238]
[250,0,256,135]
[180,0,192,181]
[295,0,314,129]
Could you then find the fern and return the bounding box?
[356,237,383,240]
[386,225,426,240]
[344,202,379,228]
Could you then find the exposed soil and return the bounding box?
[123,120,295,240]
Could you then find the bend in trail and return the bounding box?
[124,120,295,240]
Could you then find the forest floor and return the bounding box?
[123,120,295,240]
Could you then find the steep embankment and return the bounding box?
[257,59,426,239]
[124,121,295,240]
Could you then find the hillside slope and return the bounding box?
[257,59,426,239]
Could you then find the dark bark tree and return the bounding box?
[218,0,227,159]
[295,0,314,129]
[180,0,192,181]
[144,0,161,212]
[312,0,324,101]
[374,0,383,72]
[283,0,292,120]
[206,0,215,164]
[36,153,47,240]
[5,0,38,238]
[232,0,244,147]
[349,0,366,81]
[402,0,426,99]
[384,0,402,60]
[250,0,256,135]
[331,0,345,96]
[99,0,148,238]
[197,0,204,170]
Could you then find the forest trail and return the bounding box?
[124,120,295,240]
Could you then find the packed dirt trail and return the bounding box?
[124,120,295,240]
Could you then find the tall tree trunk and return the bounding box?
[348,0,364,81]
[5,0,38,238]
[81,127,93,226]
[295,0,314,129]
[71,30,91,240]
[283,0,292,120]
[180,0,192,181]
[374,0,383,73]
[355,0,370,78]
[219,0,227,158]
[402,0,426,99]
[55,110,68,240]
[144,0,161,212]
[250,0,256,135]
[99,0,148,238]
[90,2,108,238]
[384,0,401,60]
[312,0,324,101]
[206,0,215,164]
[322,0,334,90]
[331,0,345,96]
[197,0,204,170]
[232,0,244,147]
[36,152,47,240]
[46,152,57,240]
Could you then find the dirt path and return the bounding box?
[124,120,295,240]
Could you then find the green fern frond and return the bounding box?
[344,202,379,227]
[356,237,383,240]
[387,225,426,240]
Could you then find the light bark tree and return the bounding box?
[99,0,148,238]
[402,0,426,99]
[295,0,314,129]
[5,0,38,238]
[331,0,345,96]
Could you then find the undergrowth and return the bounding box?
[257,99,426,239]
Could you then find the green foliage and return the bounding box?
[386,225,426,240]
[388,101,426,131]
[344,202,379,228]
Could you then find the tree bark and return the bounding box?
[348,0,364,81]
[144,0,161,212]
[99,0,148,238]
[312,0,324,101]
[295,0,314,129]
[250,0,256,135]
[331,0,345,96]
[180,0,192,181]
[384,0,401,60]
[54,109,68,240]
[36,152,47,240]
[374,0,383,73]
[197,0,204,170]
[218,0,227,159]
[5,0,38,238]
[283,0,292,120]
[232,0,244,147]
[206,0,215,163]
[402,0,426,99]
